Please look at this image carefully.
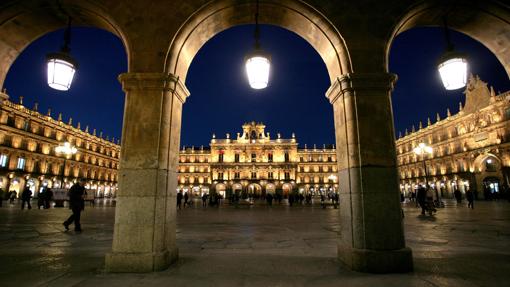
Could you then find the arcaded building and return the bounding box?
[396,75,510,199]
[0,91,120,198]
[177,121,338,198]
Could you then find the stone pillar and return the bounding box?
[326,73,413,273]
[105,73,189,272]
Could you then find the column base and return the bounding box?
[338,245,413,273]
[105,248,178,273]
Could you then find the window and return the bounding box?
[23,120,29,131]
[235,153,240,162]
[218,172,224,180]
[284,153,289,162]
[284,172,290,180]
[234,172,240,179]
[251,153,256,162]
[268,172,273,179]
[328,156,332,162]
[17,157,25,170]
[300,156,304,162]
[218,153,224,163]
[251,172,257,179]
[0,154,8,167]
[268,153,273,162]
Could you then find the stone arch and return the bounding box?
[387,0,510,78]
[0,1,131,88]
[109,0,413,274]
[165,0,352,84]
[473,153,501,173]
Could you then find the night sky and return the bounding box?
[3,25,509,148]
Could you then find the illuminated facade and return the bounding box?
[396,75,510,199]
[177,121,338,198]
[0,91,119,198]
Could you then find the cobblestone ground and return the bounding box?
[0,198,509,286]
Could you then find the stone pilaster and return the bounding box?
[326,73,413,273]
[105,73,189,272]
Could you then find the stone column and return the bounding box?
[105,73,189,272]
[326,73,413,273]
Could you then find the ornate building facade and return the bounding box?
[0,91,120,198]
[396,75,510,199]
[177,121,338,198]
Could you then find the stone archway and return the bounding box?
[388,1,510,78]
[108,0,412,274]
[0,1,130,88]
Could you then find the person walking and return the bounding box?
[417,185,427,215]
[0,187,4,207]
[63,178,86,232]
[44,187,53,209]
[177,191,183,210]
[9,190,15,204]
[21,185,32,210]
[202,193,207,207]
[184,192,189,208]
[466,189,474,209]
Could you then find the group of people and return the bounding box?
[0,179,87,233]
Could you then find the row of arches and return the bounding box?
[0,175,117,198]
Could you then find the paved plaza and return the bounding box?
[0,198,509,286]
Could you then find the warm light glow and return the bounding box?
[47,53,77,91]
[55,142,78,155]
[438,57,468,90]
[487,159,493,164]
[413,143,433,155]
[245,54,271,89]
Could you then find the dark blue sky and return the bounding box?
[3,25,509,147]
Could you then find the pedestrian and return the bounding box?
[454,188,462,203]
[63,178,86,232]
[37,188,45,209]
[0,187,4,207]
[184,192,189,208]
[466,189,474,209]
[44,187,53,209]
[266,193,273,206]
[177,191,183,210]
[9,190,15,204]
[202,193,208,207]
[21,185,32,210]
[417,185,427,215]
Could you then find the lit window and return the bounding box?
[0,154,8,167]
[17,157,26,170]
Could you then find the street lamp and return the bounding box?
[437,18,468,90]
[413,142,433,188]
[245,0,271,89]
[55,142,77,188]
[47,17,78,91]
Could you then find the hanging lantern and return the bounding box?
[47,52,77,91]
[437,17,468,90]
[46,17,78,91]
[245,0,271,90]
[245,50,271,89]
[437,52,468,90]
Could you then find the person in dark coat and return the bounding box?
[44,187,53,209]
[184,192,189,208]
[417,185,427,215]
[63,178,86,232]
[466,189,474,209]
[21,186,32,210]
[177,191,183,210]
[0,188,4,207]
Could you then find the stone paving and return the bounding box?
[0,198,509,286]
